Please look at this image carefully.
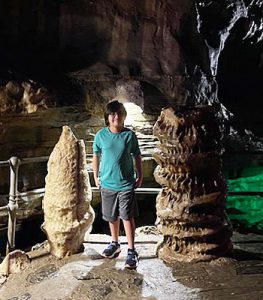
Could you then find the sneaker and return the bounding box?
[102,242,121,258]
[125,249,139,269]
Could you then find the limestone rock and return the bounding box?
[0,250,30,276]
[153,106,233,262]
[42,126,95,258]
[5,81,23,99]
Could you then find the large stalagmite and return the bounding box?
[153,106,233,262]
[42,126,94,258]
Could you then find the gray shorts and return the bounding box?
[100,188,138,222]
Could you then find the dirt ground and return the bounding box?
[0,231,262,300]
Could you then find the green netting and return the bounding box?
[226,167,263,231]
[240,166,263,178]
[227,196,263,230]
[227,169,263,192]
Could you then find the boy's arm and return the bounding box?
[134,154,143,188]
[92,154,101,188]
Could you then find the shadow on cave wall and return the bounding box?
[0,0,112,106]
[141,81,171,114]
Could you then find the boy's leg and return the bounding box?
[101,188,119,241]
[109,218,120,242]
[119,189,139,268]
[102,219,121,258]
[123,217,135,249]
[100,188,121,258]
[118,189,137,249]
[123,217,139,269]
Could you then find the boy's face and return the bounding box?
[108,111,126,128]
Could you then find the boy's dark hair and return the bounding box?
[104,100,127,126]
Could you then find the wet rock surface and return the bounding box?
[26,264,58,284]
[0,232,262,300]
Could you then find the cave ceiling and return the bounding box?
[0,0,262,159]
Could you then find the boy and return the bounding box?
[92,100,143,269]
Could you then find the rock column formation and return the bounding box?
[42,126,94,258]
[153,106,233,262]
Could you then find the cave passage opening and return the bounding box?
[217,20,263,234]
[217,19,263,138]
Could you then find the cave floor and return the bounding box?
[0,231,262,300]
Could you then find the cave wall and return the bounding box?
[0,0,205,110]
[0,0,262,188]
[196,0,263,142]
[0,1,261,122]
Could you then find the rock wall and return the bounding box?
[153,106,233,262]
[42,126,94,258]
[0,0,204,113]
[0,0,262,243]
[0,0,262,162]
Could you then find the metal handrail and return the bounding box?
[0,156,49,254]
[0,205,8,212]
[0,153,263,255]
[0,160,9,167]
[19,156,49,165]
[2,186,261,200]
[0,154,156,254]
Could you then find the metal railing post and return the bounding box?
[6,156,20,254]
